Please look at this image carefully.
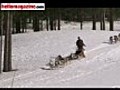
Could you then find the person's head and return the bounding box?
[58,55,62,59]
[78,36,80,40]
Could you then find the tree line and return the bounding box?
[0,8,120,73]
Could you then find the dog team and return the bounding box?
[109,33,120,44]
[47,33,120,69]
[47,36,86,69]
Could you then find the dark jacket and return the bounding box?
[76,39,85,50]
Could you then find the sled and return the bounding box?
[40,65,60,70]
[41,51,85,70]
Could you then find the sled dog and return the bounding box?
[114,35,118,43]
[109,36,113,44]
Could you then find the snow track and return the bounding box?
[4,42,120,88]
[37,43,120,87]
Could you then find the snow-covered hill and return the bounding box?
[0,21,120,88]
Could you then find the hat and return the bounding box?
[78,36,80,39]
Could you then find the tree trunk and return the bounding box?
[53,8,56,30]
[40,20,43,31]
[109,8,114,31]
[0,16,1,73]
[50,18,54,30]
[57,8,61,30]
[80,21,83,30]
[3,11,12,72]
[92,18,96,30]
[0,27,2,73]
[21,18,26,33]
[50,9,55,30]
[0,15,1,35]
[100,20,103,30]
[58,16,61,30]
[92,15,96,30]
[0,11,4,73]
[53,20,56,30]
[33,16,39,32]
[92,9,96,30]
[80,8,84,30]
[46,18,49,31]
[102,9,105,30]
[12,16,15,34]
[3,12,9,72]
[100,9,106,30]
[16,16,21,33]
[8,11,12,71]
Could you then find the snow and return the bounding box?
[0,21,120,88]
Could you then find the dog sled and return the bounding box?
[41,49,85,70]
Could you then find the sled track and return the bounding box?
[16,43,120,86]
[45,43,120,85]
[1,42,120,87]
[36,42,120,86]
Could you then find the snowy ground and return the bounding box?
[0,21,120,88]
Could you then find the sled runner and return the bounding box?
[41,66,57,70]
